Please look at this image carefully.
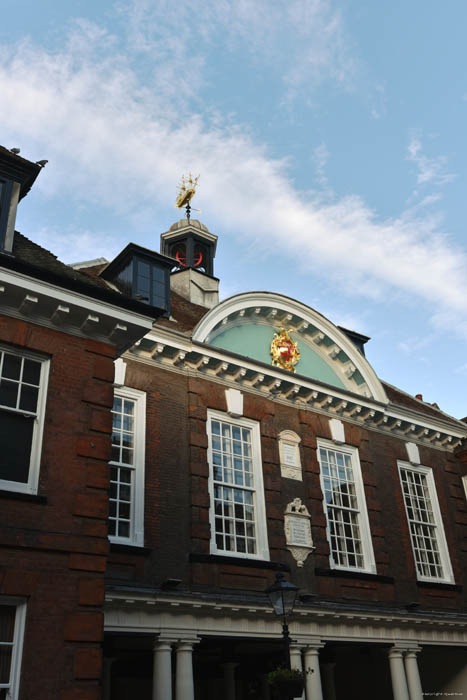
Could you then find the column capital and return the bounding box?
[388,647,405,660]
[295,636,324,649]
[404,648,422,658]
[153,639,174,652]
[176,637,201,649]
[304,641,325,653]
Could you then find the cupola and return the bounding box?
[161,218,219,309]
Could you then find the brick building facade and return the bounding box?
[1,148,466,699]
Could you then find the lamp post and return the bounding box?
[265,572,299,669]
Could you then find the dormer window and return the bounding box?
[100,243,174,316]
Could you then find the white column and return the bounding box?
[404,649,423,700]
[153,640,173,700]
[175,640,197,700]
[388,648,410,700]
[321,662,337,700]
[221,662,238,700]
[289,644,305,700]
[303,645,324,700]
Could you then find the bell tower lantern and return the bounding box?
[160,219,219,308]
[160,218,217,275]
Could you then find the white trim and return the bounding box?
[398,461,454,584]
[0,344,50,495]
[109,386,146,547]
[0,267,154,329]
[329,418,345,444]
[140,328,467,443]
[207,410,269,561]
[104,593,467,646]
[0,598,27,700]
[192,292,388,403]
[317,438,376,574]
[462,475,467,502]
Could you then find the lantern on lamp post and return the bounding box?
[265,572,299,669]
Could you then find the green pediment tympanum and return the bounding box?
[209,322,346,390]
[193,292,388,402]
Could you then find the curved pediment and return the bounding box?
[193,292,388,403]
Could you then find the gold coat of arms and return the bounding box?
[270,328,300,373]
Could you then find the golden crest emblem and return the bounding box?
[270,328,300,373]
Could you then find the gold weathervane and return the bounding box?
[270,328,301,373]
[175,173,200,221]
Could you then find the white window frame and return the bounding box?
[207,410,269,561]
[398,461,454,584]
[317,438,376,574]
[109,386,146,547]
[462,475,467,502]
[0,344,49,495]
[0,598,27,700]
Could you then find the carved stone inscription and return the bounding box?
[284,498,315,567]
[289,516,309,546]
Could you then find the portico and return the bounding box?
[103,591,467,699]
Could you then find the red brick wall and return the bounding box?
[108,361,466,613]
[0,316,115,700]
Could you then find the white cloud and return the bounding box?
[0,19,467,335]
[312,143,331,190]
[407,136,455,187]
[118,0,355,108]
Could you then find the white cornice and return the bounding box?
[130,327,466,450]
[104,592,467,646]
[0,266,154,352]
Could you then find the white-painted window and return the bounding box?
[0,599,26,700]
[207,411,269,560]
[0,346,49,494]
[109,387,146,546]
[317,439,376,573]
[398,462,454,583]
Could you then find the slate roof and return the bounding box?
[2,232,157,318]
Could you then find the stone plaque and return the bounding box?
[282,442,297,467]
[289,516,309,546]
[284,498,315,567]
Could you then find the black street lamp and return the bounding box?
[265,572,299,669]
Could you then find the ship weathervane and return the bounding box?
[175,173,200,222]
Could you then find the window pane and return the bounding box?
[2,354,21,381]
[0,647,12,683]
[22,359,41,385]
[401,467,444,579]
[0,411,33,482]
[210,418,257,555]
[319,446,365,570]
[0,606,15,642]
[0,379,18,409]
[19,385,39,413]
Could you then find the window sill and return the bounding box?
[0,489,47,504]
[416,580,461,592]
[190,553,290,571]
[109,543,151,556]
[315,567,394,584]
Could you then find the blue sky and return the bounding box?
[1,0,466,418]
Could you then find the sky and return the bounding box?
[1,0,466,419]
